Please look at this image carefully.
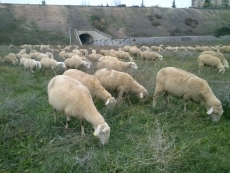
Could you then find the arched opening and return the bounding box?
[79,34,94,45]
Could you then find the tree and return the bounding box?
[113,0,121,6]
[141,0,145,7]
[203,0,211,7]
[172,0,176,8]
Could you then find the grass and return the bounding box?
[0,46,230,172]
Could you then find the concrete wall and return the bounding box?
[77,29,112,40]
[91,35,230,46]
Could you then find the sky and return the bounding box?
[1,0,192,8]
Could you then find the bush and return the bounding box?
[152,21,161,27]
[90,14,107,31]
[215,27,230,37]
[184,18,199,28]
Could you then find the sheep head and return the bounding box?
[94,123,110,145]
[105,97,116,105]
[207,105,223,122]
[129,62,138,69]
[84,61,92,69]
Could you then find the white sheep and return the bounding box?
[164,46,177,52]
[151,46,163,52]
[40,58,66,75]
[59,50,68,60]
[197,54,225,74]
[129,46,142,58]
[23,58,42,73]
[115,50,133,61]
[88,53,103,62]
[219,46,230,53]
[3,53,18,65]
[98,56,119,62]
[201,51,229,68]
[94,68,148,101]
[195,46,212,52]
[47,75,110,145]
[152,67,223,122]
[63,69,116,105]
[141,51,163,65]
[122,45,132,52]
[96,60,138,72]
[64,57,91,70]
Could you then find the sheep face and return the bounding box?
[130,62,138,69]
[84,61,92,69]
[36,61,42,68]
[207,105,223,122]
[105,97,116,105]
[94,123,110,145]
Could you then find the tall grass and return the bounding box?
[0,47,230,172]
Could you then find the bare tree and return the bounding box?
[113,0,121,6]
[141,0,145,7]
[172,0,176,8]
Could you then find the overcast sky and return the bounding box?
[2,0,192,8]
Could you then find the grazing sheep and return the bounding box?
[176,46,187,51]
[64,58,91,70]
[88,53,103,62]
[195,46,212,52]
[219,46,230,53]
[40,58,66,75]
[141,51,163,65]
[164,46,177,52]
[47,75,110,145]
[140,46,150,52]
[63,69,116,105]
[79,49,89,56]
[122,45,132,52]
[3,53,18,65]
[186,46,195,51]
[29,51,40,60]
[96,60,138,72]
[115,50,133,61]
[59,50,68,60]
[98,56,119,62]
[197,54,225,74]
[152,67,223,122]
[151,46,163,52]
[129,46,142,58]
[201,51,229,68]
[23,58,42,73]
[21,53,31,59]
[94,68,148,101]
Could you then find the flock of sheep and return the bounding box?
[1,43,230,145]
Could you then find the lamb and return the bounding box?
[3,53,18,65]
[141,51,163,65]
[94,68,148,101]
[96,60,138,72]
[47,75,110,145]
[40,58,66,75]
[197,54,225,74]
[152,67,223,122]
[201,51,229,68]
[64,57,91,70]
[23,58,42,73]
[63,69,116,105]
[219,46,230,53]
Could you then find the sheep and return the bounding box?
[122,45,132,52]
[186,46,195,51]
[59,50,68,60]
[29,51,40,60]
[141,51,163,65]
[23,58,42,73]
[129,46,142,58]
[63,69,116,105]
[96,60,138,72]
[115,50,133,61]
[140,46,150,52]
[21,53,31,59]
[47,75,110,145]
[37,53,52,61]
[152,67,223,122]
[3,53,18,65]
[164,46,177,52]
[219,46,230,53]
[195,46,212,52]
[197,54,225,74]
[151,46,163,52]
[88,53,103,62]
[176,46,187,51]
[40,58,66,75]
[100,49,117,57]
[64,57,91,70]
[201,51,229,68]
[98,56,119,62]
[79,49,89,56]
[94,68,148,101]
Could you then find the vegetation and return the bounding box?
[1,45,230,172]
[215,27,230,37]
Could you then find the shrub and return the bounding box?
[214,27,230,37]
[90,14,107,31]
[184,18,199,28]
[152,21,161,27]
[155,14,162,19]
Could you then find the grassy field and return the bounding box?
[0,46,230,173]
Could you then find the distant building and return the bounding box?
[191,0,230,7]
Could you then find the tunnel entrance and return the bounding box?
[79,34,94,45]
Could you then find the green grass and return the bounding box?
[0,47,230,172]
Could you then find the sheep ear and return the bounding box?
[140,92,143,98]
[105,99,110,105]
[207,107,214,114]
[102,126,110,133]
[93,125,102,136]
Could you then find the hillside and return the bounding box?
[0,4,230,45]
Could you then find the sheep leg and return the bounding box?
[163,92,170,107]
[183,101,188,112]
[117,88,125,100]
[53,109,57,122]
[81,120,85,136]
[65,115,71,128]
[153,85,165,107]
